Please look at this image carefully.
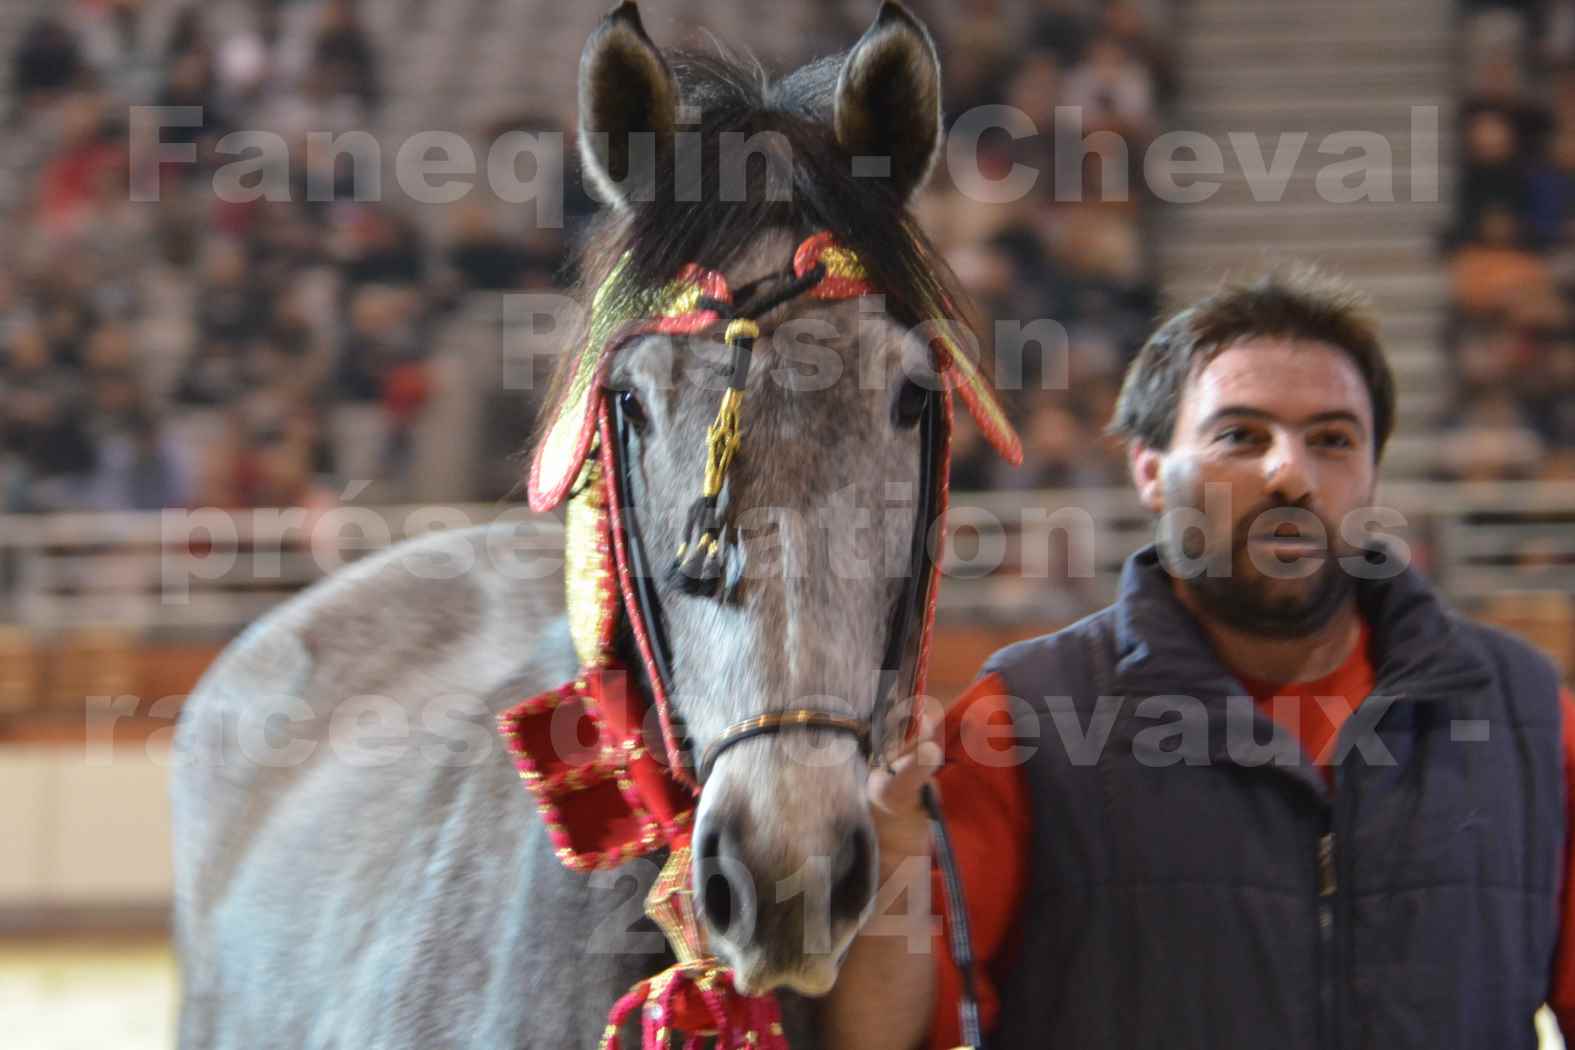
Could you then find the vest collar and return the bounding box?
[1112,544,1492,703]
[1107,544,1494,788]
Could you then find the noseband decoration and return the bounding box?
[499,230,1018,1050]
[670,316,756,595]
[669,253,832,596]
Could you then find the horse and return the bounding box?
[170,3,1018,1046]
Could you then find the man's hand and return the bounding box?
[868,700,947,867]
[821,698,951,1050]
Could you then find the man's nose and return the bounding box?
[1263,433,1314,505]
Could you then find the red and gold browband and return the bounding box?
[527,232,1020,516]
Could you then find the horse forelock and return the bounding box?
[533,45,979,467]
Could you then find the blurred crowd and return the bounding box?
[1446,0,1575,481]
[920,0,1169,493]
[0,0,1168,515]
[2,0,582,513]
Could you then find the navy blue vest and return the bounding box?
[983,546,1565,1049]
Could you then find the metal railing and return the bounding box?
[0,482,1571,638]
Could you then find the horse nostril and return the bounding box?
[829,824,875,926]
[695,823,751,938]
[704,867,738,934]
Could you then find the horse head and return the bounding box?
[532,0,1018,997]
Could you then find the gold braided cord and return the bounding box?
[674,532,720,561]
[702,388,744,499]
[723,318,759,344]
[697,320,760,500]
[817,243,869,281]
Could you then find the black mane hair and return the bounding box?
[529,46,982,463]
[580,48,972,335]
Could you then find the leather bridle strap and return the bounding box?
[613,390,677,694]
[698,711,870,783]
[870,386,941,764]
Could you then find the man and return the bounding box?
[823,271,1575,1049]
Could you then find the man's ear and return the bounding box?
[1130,443,1164,513]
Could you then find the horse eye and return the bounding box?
[890,379,927,429]
[616,389,649,433]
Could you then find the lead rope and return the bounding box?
[923,782,986,1050]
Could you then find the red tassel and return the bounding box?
[597,962,790,1050]
[598,979,647,1050]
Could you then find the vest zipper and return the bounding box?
[1318,828,1338,1048]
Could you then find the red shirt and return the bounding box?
[926,633,1575,1048]
[1235,623,1377,785]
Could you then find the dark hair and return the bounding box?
[1108,269,1395,459]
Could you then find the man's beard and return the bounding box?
[1157,479,1357,640]
[1174,537,1353,639]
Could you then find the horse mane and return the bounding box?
[531,46,980,458]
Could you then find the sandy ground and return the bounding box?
[0,936,1566,1050]
[0,938,176,1050]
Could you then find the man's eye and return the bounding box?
[1217,427,1257,446]
[1312,431,1354,449]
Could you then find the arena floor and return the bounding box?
[0,935,1567,1049]
[0,937,175,1050]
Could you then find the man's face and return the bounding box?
[1131,340,1379,638]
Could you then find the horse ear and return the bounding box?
[834,2,943,201]
[578,2,678,209]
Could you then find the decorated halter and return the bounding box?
[498,231,1021,1050]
